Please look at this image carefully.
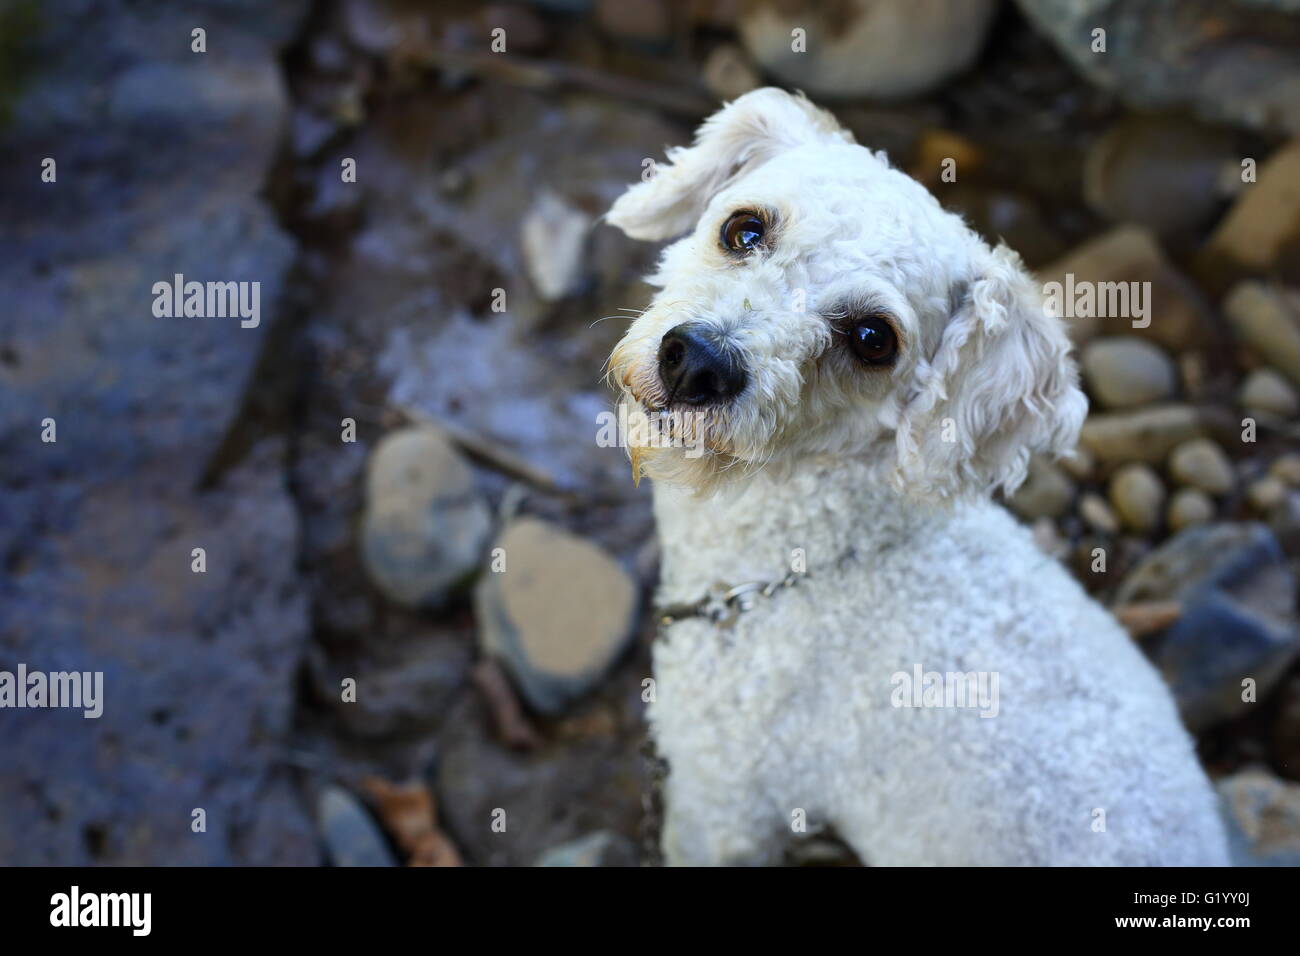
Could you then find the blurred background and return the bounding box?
[1,0,1299,866]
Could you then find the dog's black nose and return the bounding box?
[657,322,747,406]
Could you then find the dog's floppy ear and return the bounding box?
[893,244,1087,499]
[606,88,850,241]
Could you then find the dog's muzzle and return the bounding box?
[656,322,747,406]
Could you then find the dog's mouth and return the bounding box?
[607,339,754,489]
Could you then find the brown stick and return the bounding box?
[422,48,714,118]
[1113,601,1183,639]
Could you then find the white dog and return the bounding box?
[604,89,1229,866]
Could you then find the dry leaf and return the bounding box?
[361,777,462,867]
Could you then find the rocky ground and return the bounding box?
[1,0,1298,866]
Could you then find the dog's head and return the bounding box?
[605,88,1086,498]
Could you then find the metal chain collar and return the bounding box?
[655,571,805,629]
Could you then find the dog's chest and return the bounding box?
[650,580,858,735]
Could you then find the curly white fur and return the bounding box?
[605,89,1228,866]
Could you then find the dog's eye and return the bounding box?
[848,316,898,365]
[721,212,766,253]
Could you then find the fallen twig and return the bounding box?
[472,658,543,751]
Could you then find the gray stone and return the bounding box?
[1240,368,1300,419]
[1079,492,1120,535]
[360,426,493,609]
[1015,0,1300,135]
[534,829,637,867]
[1080,404,1204,465]
[1108,463,1165,533]
[1225,283,1300,387]
[1117,523,1300,731]
[0,443,317,865]
[1081,337,1177,409]
[0,0,316,865]
[1083,115,1236,236]
[1270,453,1300,487]
[738,0,998,100]
[1167,487,1215,533]
[520,189,592,302]
[1008,457,1075,520]
[1218,768,1300,864]
[1248,477,1289,515]
[318,786,398,867]
[476,517,637,714]
[1168,438,1235,496]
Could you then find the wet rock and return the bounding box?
[1079,492,1120,535]
[1083,115,1235,236]
[738,0,998,100]
[318,787,398,867]
[1015,0,1300,135]
[1081,337,1176,409]
[1117,523,1299,731]
[1109,463,1165,534]
[1224,283,1300,387]
[1168,438,1234,497]
[360,427,493,609]
[702,43,761,102]
[521,189,592,303]
[535,829,637,866]
[475,517,637,714]
[1008,457,1075,520]
[1241,368,1300,420]
[1036,226,1209,350]
[0,0,316,865]
[1205,139,1300,282]
[1218,768,1300,863]
[1079,404,1204,465]
[1167,488,1215,533]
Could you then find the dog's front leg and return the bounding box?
[657,752,783,866]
